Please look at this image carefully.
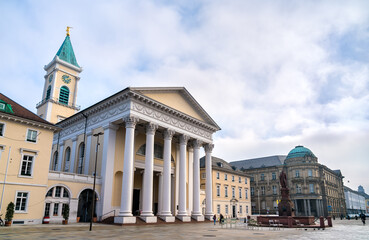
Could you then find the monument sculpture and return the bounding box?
[278,171,295,216]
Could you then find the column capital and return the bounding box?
[72,136,78,142]
[164,129,175,140]
[179,134,190,145]
[204,143,214,154]
[86,130,93,137]
[156,172,163,177]
[124,116,139,128]
[146,123,158,135]
[192,139,203,149]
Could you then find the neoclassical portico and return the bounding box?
[52,87,220,225]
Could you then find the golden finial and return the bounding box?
[66,26,72,36]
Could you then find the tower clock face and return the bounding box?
[62,75,71,84]
[48,74,53,83]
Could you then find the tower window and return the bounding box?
[46,86,51,100]
[59,86,69,105]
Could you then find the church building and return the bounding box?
[42,29,221,224]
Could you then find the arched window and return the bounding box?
[64,147,71,172]
[45,186,70,218]
[52,151,58,171]
[46,86,51,100]
[59,86,69,105]
[77,143,85,174]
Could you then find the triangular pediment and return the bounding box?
[131,87,220,130]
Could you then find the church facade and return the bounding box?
[39,30,221,224]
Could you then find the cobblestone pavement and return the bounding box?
[0,219,367,240]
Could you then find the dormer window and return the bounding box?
[217,162,223,167]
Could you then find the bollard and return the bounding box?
[327,216,332,227]
[320,216,325,229]
[288,216,293,228]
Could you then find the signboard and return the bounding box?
[328,205,332,211]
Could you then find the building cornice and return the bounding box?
[0,112,59,131]
[44,56,83,73]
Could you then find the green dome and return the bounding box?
[286,146,316,159]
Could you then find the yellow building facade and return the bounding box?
[0,93,58,224]
[200,157,251,219]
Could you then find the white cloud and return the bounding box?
[0,0,369,192]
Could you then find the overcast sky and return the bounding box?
[1,0,368,193]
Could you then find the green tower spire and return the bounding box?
[56,35,80,68]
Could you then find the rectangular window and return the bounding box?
[245,178,248,184]
[232,187,235,198]
[239,177,241,183]
[225,186,228,197]
[55,186,62,197]
[272,172,276,180]
[245,189,248,199]
[53,203,59,216]
[217,205,220,214]
[216,172,220,179]
[0,123,4,136]
[261,201,266,210]
[26,129,38,143]
[225,205,229,214]
[0,103,5,110]
[62,204,68,216]
[240,205,243,214]
[15,192,28,212]
[260,173,265,181]
[202,173,206,179]
[250,175,254,182]
[239,188,242,198]
[272,185,277,195]
[232,175,235,182]
[246,206,249,214]
[261,186,265,195]
[295,170,300,178]
[296,184,302,193]
[20,155,33,176]
[251,187,254,196]
[44,203,50,217]
[310,184,314,193]
[308,169,313,177]
[217,185,220,197]
[224,174,228,181]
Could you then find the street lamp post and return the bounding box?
[89,132,103,231]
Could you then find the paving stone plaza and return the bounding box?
[0,219,367,240]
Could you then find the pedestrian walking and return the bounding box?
[213,214,217,225]
[360,213,366,225]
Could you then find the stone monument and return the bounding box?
[278,171,295,217]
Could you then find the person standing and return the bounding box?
[213,214,217,225]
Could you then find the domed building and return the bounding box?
[230,146,346,218]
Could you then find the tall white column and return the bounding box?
[160,129,175,222]
[192,140,204,221]
[188,145,193,215]
[57,143,64,171]
[175,144,180,215]
[115,117,139,224]
[158,172,163,216]
[100,123,118,217]
[205,143,214,220]
[69,137,77,173]
[83,131,93,175]
[177,134,191,222]
[140,123,158,223]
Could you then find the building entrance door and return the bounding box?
[232,205,236,218]
[77,189,96,222]
[132,189,140,216]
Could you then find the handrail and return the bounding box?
[101,210,116,221]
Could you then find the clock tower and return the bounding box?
[36,27,83,124]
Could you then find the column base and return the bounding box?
[140,216,157,223]
[176,215,191,222]
[191,215,204,221]
[114,216,136,224]
[205,214,214,220]
[159,215,175,222]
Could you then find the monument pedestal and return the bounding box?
[278,188,295,217]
